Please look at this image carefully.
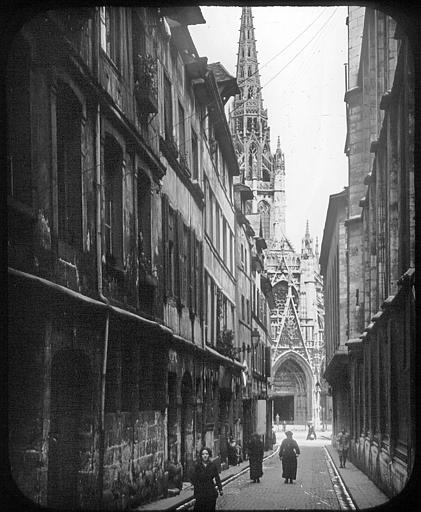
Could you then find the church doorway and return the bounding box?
[272,356,312,425]
[274,396,294,423]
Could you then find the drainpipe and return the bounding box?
[96,98,110,508]
[94,14,110,506]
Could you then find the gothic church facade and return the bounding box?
[230,6,330,427]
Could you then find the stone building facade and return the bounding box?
[7,7,260,509]
[230,6,329,429]
[320,189,349,434]
[322,6,415,498]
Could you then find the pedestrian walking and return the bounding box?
[275,414,280,431]
[227,436,238,466]
[279,431,300,484]
[248,433,264,483]
[191,447,223,511]
[306,424,316,440]
[271,429,277,447]
[336,427,350,468]
[282,420,287,432]
[236,440,243,464]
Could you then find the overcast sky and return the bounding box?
[190,5,348,252]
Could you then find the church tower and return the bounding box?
[231,7,328,429]
[230,6,285,242]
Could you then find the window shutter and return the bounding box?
[183,224,188,306]
[198,240,203,318]
[188,228,194,312]
[176,211,183,302]
[161,195,169,298]
[265,346,271,377]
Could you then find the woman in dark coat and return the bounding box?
[248,433,264,483]
[191,447,223,511]
[279,431,300,484]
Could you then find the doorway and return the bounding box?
[273,396,294,423]
[48,349,92,509]
[167,372,178,463]
[181,372,194,480]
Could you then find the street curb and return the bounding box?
[175,448,280,512]
[323,446,356,510]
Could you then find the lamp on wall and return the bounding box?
[251,329,260,371]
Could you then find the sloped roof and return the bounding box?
[246,213,261,237]
[208,62,240,98]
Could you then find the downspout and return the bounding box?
[95,11,110,506]
[96,99,110,509]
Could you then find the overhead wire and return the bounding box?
[281,10,340,95]
[228,7,340,119]
[261,7,339,90]
[29,7,343,199]
[236,7,329,86]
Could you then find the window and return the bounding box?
[191,129,199,180]
[246,299,250,325]
[248,47,251,57]
[100,7,121,67]
[168,207,176,296]
[258,200,270,240]
[132,11,146,76]
[179,221,189,306]
[205,179,212,237]
[137,171,151,266]
[241,243,244,265]
[56,82,82,247]
[231,231,234,272]
[241,295,245,321]
[7,34,32,205]
[178,101,185,155]
[223,219,227,263]
[216,205,220,253]
[248,66,252,77]
[104,135,123,267]
[164,74,173,142]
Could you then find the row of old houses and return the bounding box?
[321,6,415,499]
[7,7,274,510]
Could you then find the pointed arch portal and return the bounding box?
[271,351,313,425]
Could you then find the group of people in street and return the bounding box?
[191,427,350,510]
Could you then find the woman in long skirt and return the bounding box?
[248,433,264,483]
[191,447,223,511]
[279,431,300,483]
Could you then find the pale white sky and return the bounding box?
[190,5,348,251]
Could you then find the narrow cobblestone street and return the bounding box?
[216,431,348,510]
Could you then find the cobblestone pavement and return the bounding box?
[216,431,342,510]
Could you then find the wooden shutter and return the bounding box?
[198,240,203,318]
[265,346,271,377]
[176,211,183,302]
[188,228,194,312]
[161,195,169,298]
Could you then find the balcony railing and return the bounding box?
[216,329,236,359]
[134,54,158,114]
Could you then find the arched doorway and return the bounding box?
[167,372,178,463]
[48,349,93,509]
[272,352,313,425]
[181,372,194,479]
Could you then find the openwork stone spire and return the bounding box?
[231,6,271,186]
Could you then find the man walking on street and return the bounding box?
[336,427,350,468]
